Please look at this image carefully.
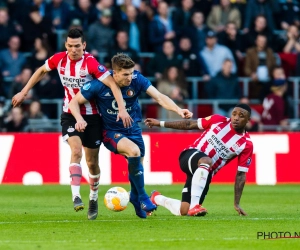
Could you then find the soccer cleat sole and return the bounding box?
[74,204,84,212]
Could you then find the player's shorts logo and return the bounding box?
[126,88,135,97]
[98,65,106,72]
[67,127,75,133]
[114,133,122,139]
[83,82,91,90]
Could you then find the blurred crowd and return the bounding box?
[0,0,299,132]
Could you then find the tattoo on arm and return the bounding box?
[165,120,198,130]
[234,171,246,205]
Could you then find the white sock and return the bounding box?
[155,194,181,216]
[190,164,210,208]
[71,186,81,201]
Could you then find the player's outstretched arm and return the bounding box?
[102,75,133,128]
[146,86,193,119]
[144,118,198,130]
[234,171,247,216]
[69,92,88,132]
[12,65,48,107]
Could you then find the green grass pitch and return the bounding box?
[0,184,299,250]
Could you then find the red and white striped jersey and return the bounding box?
[45,51,110,114]
[186,115,253,175]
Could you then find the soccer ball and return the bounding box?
[104,187,130,212]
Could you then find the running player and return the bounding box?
[69,53,193,219]
[11,28,132,220]
[144,104,253,216]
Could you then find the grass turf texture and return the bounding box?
[0,184,299,250]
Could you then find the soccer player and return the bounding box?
[11,28,132,220]
[69,53,193,219]
[144,104,253,216]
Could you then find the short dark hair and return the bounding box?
[67,28,85,42]
[111,53,135,71]
[235,103,251,116]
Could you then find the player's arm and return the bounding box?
[144,118,199,130]
[234,171,247,216]
[101,75,133,127]
[12,64,49,107]
[69,92,89,132]
[146,85,193,119]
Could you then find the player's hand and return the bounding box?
[144,118,160,128]
[117,109,133,128]
[75,119,87,132]
[234,204,247,216]
[12,92,26,107]
[178,109,193,119]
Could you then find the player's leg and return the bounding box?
[82,115,102,220]
[117,137,156,212]
[61,113,84,212]
[179,149,209,216]
[199,172,213,205]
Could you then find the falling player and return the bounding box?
[144,104,253,216]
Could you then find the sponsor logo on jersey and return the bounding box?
[114,133,122,139]
[98,65,106,72]
[83,82,91,90]
[126,88,135,97]
[79,69,87,77]
[67,127,75,133]
[205,116,211,120]
[247,157,252,166]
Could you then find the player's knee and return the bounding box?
[198,157,212,169]
[71,147,82,160]
[127,145,141,157]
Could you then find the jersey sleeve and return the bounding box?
[86,56,110,81]
[81,79,101,101]
[137,72,152,92]
[237,140,253,173]
[45,52,66,71]
[198,114,228,130]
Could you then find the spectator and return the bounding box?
[182,11,208,52]
[217,21,244,64]
[261,67,289,128]
[177,36,210,78]
[206,0,241,32]
[204,59,240,115]
[9,67,34,100]
[244,34,277,99]
[108,30,140,68]
[200,30,237,77]
[18,5,54,52]
[29,37,53,71]
[243,0,277,32]
[119,5,148,52]
[282,24,300,53]
[157,66,189,119]
[279,0,300,30]
[95,0,123,30]
[70,0,98,31]
[0,35,27,97]
[172,0,195,35]
[44,0,72,30]
[148,1,175,52]
[147,40,182,80]
[242,15,276,52]
[25,100,49,120]
[87,8,115,60]
[0,7,18,50]
[2,107,29,132]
